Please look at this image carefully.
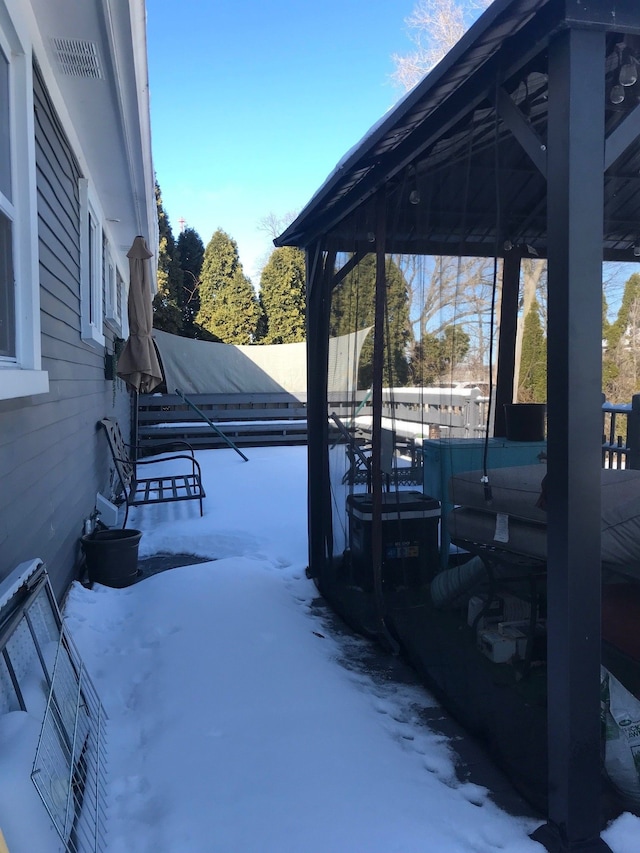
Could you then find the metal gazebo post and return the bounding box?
[370,188,397,648]
[305,241,334,586]
[531,24,611,853]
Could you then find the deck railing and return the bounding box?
[137,387,487,453]
[602,393,640,469]
[137,389,640,469]
[137,391,310,453]
[378,386,488,439]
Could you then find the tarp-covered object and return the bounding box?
[117,236,163,393]
[152,328,371,395]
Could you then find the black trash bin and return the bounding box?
[346,491,440,590]
[81,529,142,588]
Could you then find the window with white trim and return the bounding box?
[79,178,104,348]
[0,209,15,359]
[116,268,124,327]
[0,46,14,361]
[0,15,48,401]
[104,240,123,331]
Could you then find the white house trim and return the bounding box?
[0,0,47,401]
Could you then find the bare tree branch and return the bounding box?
[257,211,299,241]
[391,0,492,92]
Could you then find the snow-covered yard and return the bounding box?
[3,445,639,852]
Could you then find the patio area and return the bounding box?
[4,444,637,853]
[4,444,640,852]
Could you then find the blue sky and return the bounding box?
[146,0,416,283]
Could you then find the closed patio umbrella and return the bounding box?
[117,235,162,393]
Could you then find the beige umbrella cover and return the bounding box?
[117,235,163,393]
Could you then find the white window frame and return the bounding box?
[0,11,48,401]
[104,240,123,332]
[79,178,105,349]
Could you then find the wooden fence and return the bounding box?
[137,387,489,454]
[137,389,640,468]
[137,391,310,453]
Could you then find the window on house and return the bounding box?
[104,240,122,331]
[116,268,124,324]
[0,44,16,362]
[79,178,104,348]
[0,211,15,359]
[0,19,48,400]
[0,43,10,201]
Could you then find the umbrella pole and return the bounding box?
[131,388,139,464]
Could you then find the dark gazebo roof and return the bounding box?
[276,0,640,262]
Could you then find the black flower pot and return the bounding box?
[81,529,142,588]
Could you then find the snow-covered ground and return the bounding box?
[3,445,639,852]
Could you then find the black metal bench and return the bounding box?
[99,418,205,527]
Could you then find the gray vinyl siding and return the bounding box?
[0,62,131,600]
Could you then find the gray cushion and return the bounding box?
[602,477,640,567]
[447,464,640,572]
[449,463,547,523]
[448,507,547,560]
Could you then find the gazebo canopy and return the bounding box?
[276,2,640,851]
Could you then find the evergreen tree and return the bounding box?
[196,229,262,344]
[329,253,412,388]
[603,273,640,401]
[602,290,611,343]
[258,247,306,343]
[606,272,640,350]
[518,299,547,402]
[602,291,618,396]
[255,292,268,342]
[409,324,470,385]
[177,227,205,336]
[152,181,184,335]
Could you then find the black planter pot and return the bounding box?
[81,529,142,588]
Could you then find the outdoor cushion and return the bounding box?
[449,463,548,523]
[448,507,547,561]
[447,464,640,573]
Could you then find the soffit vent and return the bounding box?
[52,37,103,79]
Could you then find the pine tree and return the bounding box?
[603,273,640,401]
[177,227,204,336]
[255,292,268,342]
[409,324,470,385]
[152,181,184,335]
[196,229,262,344]
[602,291,618,395]
[606,273,640,350]
[518,299,547,402]
[329,253,412,388]
[258,247,306,343]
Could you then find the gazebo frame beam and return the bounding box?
[532,25,610,853]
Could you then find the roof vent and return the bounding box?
[52,37,103,79]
